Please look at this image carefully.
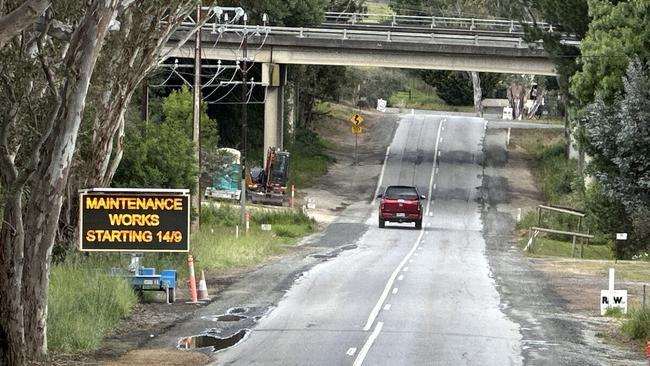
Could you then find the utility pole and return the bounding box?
[192,4,201,231]
[239,24,248,228]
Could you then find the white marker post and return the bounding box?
[600,268,628,315]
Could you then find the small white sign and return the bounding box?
[376,98,387,112]
[616,233,628,240]
[502,106,513,120]
[261,224,272,231]
[600,290,628,315]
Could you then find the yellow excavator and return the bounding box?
[246,147,290,206]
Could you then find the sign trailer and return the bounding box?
[79,188,190,303]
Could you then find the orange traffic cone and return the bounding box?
[197,270,210,301]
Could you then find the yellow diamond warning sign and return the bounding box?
[350,114,363,126]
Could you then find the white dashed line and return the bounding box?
[383,304,391,311]
[362,230,424,331]
[398,274,404,281]
[425,121,444,215]
[353,322,384,366]
[403,267,409,272]
[347,347,358,356]
[408,259,413,263]
[392,288,399,294]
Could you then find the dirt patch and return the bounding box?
[102,349,211,366]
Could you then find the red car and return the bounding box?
[377,185,424,229]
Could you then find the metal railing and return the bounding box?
[174,8,579,51]
[323,12,559,34]
[176,23,568,49]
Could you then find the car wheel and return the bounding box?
[379,218,385,228]
[415,220,422,230]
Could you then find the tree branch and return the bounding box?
[0,0,51,48]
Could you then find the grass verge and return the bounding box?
[622,308,650,340]
[518,237,611,260]
[48,206,316,352]
[48,264,136,352]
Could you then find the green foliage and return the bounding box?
[604,307,624,318]
[419,71,500,107]
[420,71,473,106]
[344,67,408,107]
[516,131,579,205]
[571,0,650,105]
[114,85,218,192]
[621,308,650,340]
[113,121,197,189]
[48,264,137,352]
[162,85,218,147]
[287,129,332,188]
[580,60,650,258]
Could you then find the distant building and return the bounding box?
[480,98,510,118]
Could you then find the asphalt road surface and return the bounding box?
[215,113,522,365]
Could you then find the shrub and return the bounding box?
[621,308,650,340]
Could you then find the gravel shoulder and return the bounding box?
[483,126,646,365]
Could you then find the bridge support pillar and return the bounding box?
[263,63,286,161]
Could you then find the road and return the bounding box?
[215,113,522,365]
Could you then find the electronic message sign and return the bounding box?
[79,189,190,252]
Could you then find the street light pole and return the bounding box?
[192,4,202,232]
[239,14,249,229]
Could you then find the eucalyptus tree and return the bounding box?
[0,1,199,364]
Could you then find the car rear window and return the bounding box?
[384,187,418,200]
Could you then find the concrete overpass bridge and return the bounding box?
[162,9,578,156]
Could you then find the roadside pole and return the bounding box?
[239,26,248,229]
[191,4,202,231]
[355,132,358,165]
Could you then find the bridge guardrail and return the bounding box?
[323,12,557,34]
[177,23,554,49]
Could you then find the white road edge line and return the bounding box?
[425,121,444,214]
[372,146,391,205]
[353,322,384,366]
[347,347,358,356]
[362,230,424,331]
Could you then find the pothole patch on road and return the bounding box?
[178,329,250,352]
[227,307,247,314]
[311,244,358,259]
[201,314,247,322]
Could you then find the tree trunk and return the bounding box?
[0,190,26,366]
[470,71,482,117]
[1,1,119,362]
